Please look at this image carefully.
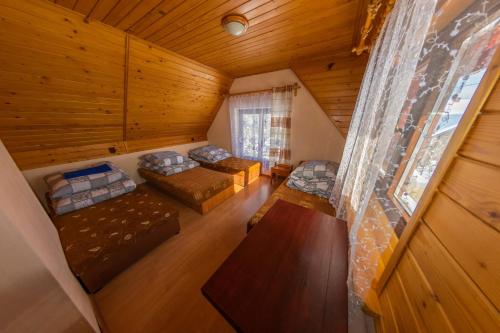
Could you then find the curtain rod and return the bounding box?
[225,82,301,98]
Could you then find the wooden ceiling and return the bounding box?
[0,0,231,169]
[292,54,368,136]
[51,0,362,78]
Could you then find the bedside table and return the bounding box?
[271,164,292,184]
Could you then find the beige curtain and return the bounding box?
[269,85,293,167]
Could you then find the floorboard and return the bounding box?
[93,176,276,333]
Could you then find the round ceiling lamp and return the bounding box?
[222,14,249,36]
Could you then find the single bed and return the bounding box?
[138,167,235,215]
[48,183,180,293]
[195,157,261,188]
[247,178,336,231]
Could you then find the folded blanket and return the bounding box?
[63,164,112,179]
[139,159,200,176]
[291,160,339,180]
[286,174,335,199]
[50,177,137,215]
[45,162,126,200]
[188,145,231,163]
[140,151,184,167]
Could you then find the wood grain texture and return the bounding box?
[9,141,127,170]
[424,192,500,310]
[203,199,348,333]
[382,270,424,333]
[410,224,500,333]
[291,54,368,136]
[378,290,398,333]
[0,0,125,157]
[1,0,231,169]
[53,0,364,77]
[460,114,500,167]
[394,250,453,333]
[126,36,232,142]
[440,157,500,232]
[483,81,500,112]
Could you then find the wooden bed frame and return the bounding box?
[147,182,235,215]
[197,159,261,187]
[197,186,235,214]
[138,168,235,215]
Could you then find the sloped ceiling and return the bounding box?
[0,0,232,169]
[0,0,373,169]
[292,54,368,136]
[51,0,363,78]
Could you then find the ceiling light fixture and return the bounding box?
[222,14,249,36]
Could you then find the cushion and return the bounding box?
[138,159,199,176]
[45,162,126,200]
[64,164,112,179]
[290,160,339,180]
[140,151,184,167]
[188,145,231,163]
[50,177,137,215]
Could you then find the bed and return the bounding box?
[138,167,235,215]
[48,183,180,293]
[247,177,336,231]
[196,157,261,188]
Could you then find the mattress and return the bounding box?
[248,178,336,231]
[138,167,234,213]
[196,157,261,187]
[49,183,180,293]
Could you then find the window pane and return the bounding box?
[238,108,271,170]
[241,113,260,158]
[393,21,498,215]
[394,73,484,213]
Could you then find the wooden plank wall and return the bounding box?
[0,0,126,168]
[126,37,232,152]
[291,55,368,136]
[0,0,231,170]
[375,80,500,332]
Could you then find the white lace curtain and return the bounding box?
[229,87,293,173]
[329,0,500,332]
[229,92,273,172]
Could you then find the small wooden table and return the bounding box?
[202,199,348,333]
[271,164,292,184]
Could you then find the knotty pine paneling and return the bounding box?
[440,157,500,231]
[375,78,500,332]
[126,36,232,150]
[292,54,368,136]
[0,0,125,165]
[0,0,232,169]
[424,192,500,309]
[53,0,362,78]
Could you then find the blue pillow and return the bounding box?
[63,164,112,179]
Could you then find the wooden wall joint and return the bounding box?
[123,33,130,145]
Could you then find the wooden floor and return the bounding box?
[93,176,276,333]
